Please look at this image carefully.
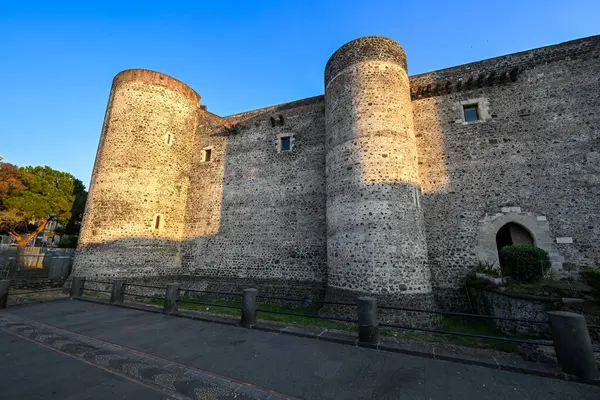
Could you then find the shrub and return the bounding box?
[499,245,551,283]
[475,260,501,276]
[56,235,78,248]
[581,268,600,300]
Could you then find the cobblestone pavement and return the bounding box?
[1,300,599,399]
[0,311,295,399]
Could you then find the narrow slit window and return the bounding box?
[414,187,421,208]
[154,215,161,230]
[166,134,171,145]
[280,136,291,152]
[463,104,480,122]
[203,149,212,162]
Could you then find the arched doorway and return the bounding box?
[476,212,560,271]
[496,222,534,265]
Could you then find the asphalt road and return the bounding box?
[1,300,598,399]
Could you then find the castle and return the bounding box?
[72,35,600,311]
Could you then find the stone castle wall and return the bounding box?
[73,35,600,312]
[181,97,327,287]
[411,35,600,308]
[73,70,200,278]
[324,37,432,297]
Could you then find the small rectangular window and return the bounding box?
[463,105,479,122]
[280,136,291,152]
[203,149,212,162]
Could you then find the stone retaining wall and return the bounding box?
[469,286,556,336]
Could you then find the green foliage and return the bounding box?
[475,260,501,276]
[59,179,88,235]
[141,296,533,353]
[581,268,600,300]
[465,272,494,287]
[0,164,85,238]
[11,166,75,224]
[56,235,79,248]
[149,297,354,331]
[500,245,551,283]
[504,282,545,296]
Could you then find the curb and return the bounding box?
[0,312,298,400]
[70,297,599,386]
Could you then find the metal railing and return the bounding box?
[3,276,597,380]
[8,288,66,296]
[255,308,358,323]
[183,288,243,297]
[378,304,551,325]
[64,278,594,343]
[178,299,242,309]
[176,288,243,311]
[378,322,549,345]
[1,277,70,306]
[121,282,167,302]
[1,250,74,280]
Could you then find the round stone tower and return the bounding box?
[324,37,434,307]
[72,69,200,278]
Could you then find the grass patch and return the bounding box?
[82,289,110,300]
[386,316,536,352]
[149,297,355,332]
[7,289,69,305]
[504,282,545,296]
[145,297,533,353]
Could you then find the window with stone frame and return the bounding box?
[463,104,480,122]
[202,148,212,162]
[280,136,291,152]
[153,214,164,231]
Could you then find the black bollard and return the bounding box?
[358,296,379,345]
[241,288,258,327]
[548,311,598,380]
[110,279,126,304]
[70,277,86,298]
[163,283,180,314]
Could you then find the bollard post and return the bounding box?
[241,288,258,327]
[163,283,180,314]
[0,280,10,309]
[548,311,599,380]
[70,277,86,298]
[357,296,379,345]
[110,279,126,304]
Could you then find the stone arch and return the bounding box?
[495,222,534,266]
[476,211,561,271]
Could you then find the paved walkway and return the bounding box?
[0,300,597,399]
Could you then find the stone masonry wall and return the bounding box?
[181,97,327,287]
[73,69,200,278]
[324,37,432,296]
[74,36,599,315]
[412,36,600,308]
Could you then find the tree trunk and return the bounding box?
[9,218,48,269]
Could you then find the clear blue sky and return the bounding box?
[1,1,598,186]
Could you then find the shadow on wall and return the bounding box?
[323,43,440,297]
[75,36,600,308]
[74,96,328,295]
[412,36,600,301]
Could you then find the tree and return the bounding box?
[0,164,79,251]
[0,160,26,198]
[62,178,88,235]
[54,177,88,248]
